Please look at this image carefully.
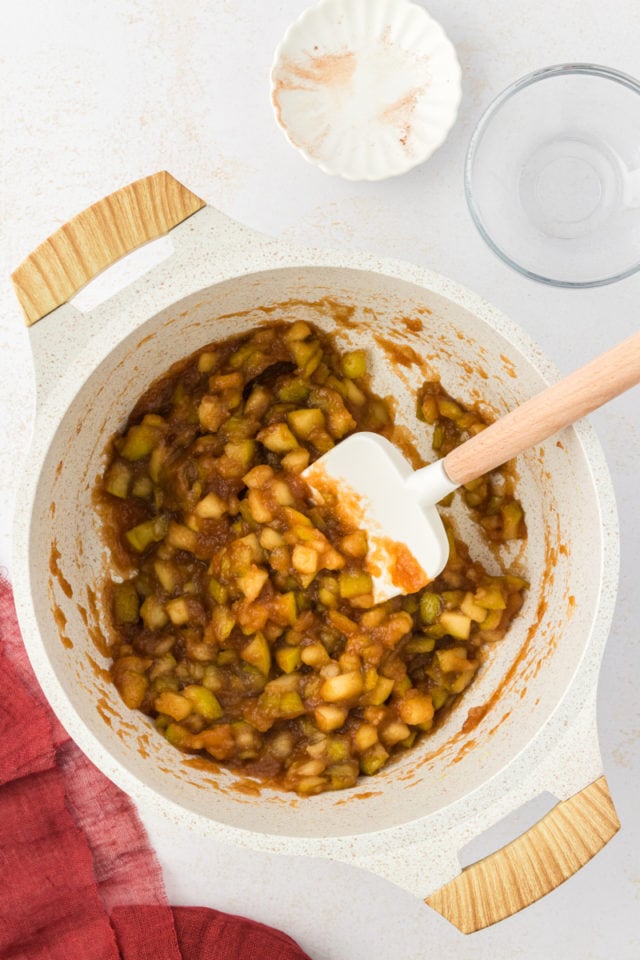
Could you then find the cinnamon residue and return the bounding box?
[280,50,356,89]
[380,86,426,148]
[272,50,356,140]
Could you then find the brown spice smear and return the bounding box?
[379,85,427,148]
[272,50,356,136]
[49,541,73,599]
[285,50,357,88]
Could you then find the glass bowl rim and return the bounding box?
[464,62,640,288]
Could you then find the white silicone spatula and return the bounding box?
[304,329,640,604]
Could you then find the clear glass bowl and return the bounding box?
[465,64,640,287]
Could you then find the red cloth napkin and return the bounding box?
[0,577,311,960]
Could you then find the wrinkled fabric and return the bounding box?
[0,577,311,960]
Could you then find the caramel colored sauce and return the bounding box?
[49,542,73,599]
[52,604,73,649]
[400,316,424,334]
[230,778,262,797]
[96,696,118,727]
[85,653,110,684]
[461,704,489,735]
[388,541,429,594]
[373,334,424,369]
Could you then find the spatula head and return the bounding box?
[303,432,451,604]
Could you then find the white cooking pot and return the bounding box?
[11,173,620,934]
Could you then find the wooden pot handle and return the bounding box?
[444,329,640,486]
[11,171,205,326]
[426,775,619,934]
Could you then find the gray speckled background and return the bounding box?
[1,2,638,957]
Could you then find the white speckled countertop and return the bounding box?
[1,2,638,957]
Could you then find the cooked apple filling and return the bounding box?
[98,320,526,795]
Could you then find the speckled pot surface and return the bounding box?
[12,205,618,898]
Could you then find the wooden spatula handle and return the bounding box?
[444,329,640,486]
[11,171,205,327]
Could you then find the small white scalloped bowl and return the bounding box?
[270,0,462,180]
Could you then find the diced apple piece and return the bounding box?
[154,690,192,721]
[474,584,507,610]
[437,397,464,421]
[167,522,199,553]
[210,605,236,642]
[241,632,271,675]
[479,609,503,630]
[439,610,472,640]
[119,423,159,461]
[125,515,169,553]
[198,395,227,432]
[431,687,449,710]
[362,674,394,706]
[260,527,285,550]
[182,684,223,721]
[339,530,368,558]
[115,671,148,710]
[247,489,273,523]
[289,339,323,377]
[398,691,434,726]
[320,670,364,702]
[191,724,235,759]
[140,595,169,630]
[112,581,140,624]
[300,643,330,668]
[165,597,191,626]
[224,440,255,472]
[436,648,476,673]
[281,448,310,473]
[275,645,301,673]
[279,691,305,717]
[197,350,218,373]
[380,721,411,747]
[237,564,269,602]
[419,592,442,624]
[403,636,436,654]
[209,371,243,392]
[314,704,347,732]
[287,407,325,439]
[270,591,297,626]
[501,501,524,540]
[292,544,319,576]
[460,592,487,622]
[341,349,367,379]
[132,476,153,499]
[104,461,131,498]
[354,723,378,752]
[285,320,312,341]
[450,669,478,693]
[339,570,373,599]
[271,480,295,506]
[195,492,228,519]
[242,464,274,488]
[257,422,299,453]
[359,743,389,775]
